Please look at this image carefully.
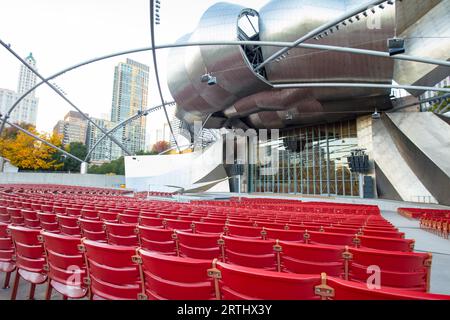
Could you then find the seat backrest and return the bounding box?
[225,224,262,239]
[326,276,450,300]
[81,239,141,300]
[176,230,221,260]
[193,222,225,235]
[348,247,429,291]
[164,219,192,232]
[139,216,164,228]
[137,225,177,254]
[57,214,81,236]
[40,231,85,287]
[359,235,414,252]
[279,241,345,277]
[8,225,45,273]
[263,227,304,241]
[221,235,277,270]
[137,249,214,300]
[104,222,139,246]
[79,218,107,242]
[308,231,356,246]
[118,214,139,224]
[215,261,321,300]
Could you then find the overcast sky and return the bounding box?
[0,0,266,147]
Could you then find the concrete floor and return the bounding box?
[1,195,449,299]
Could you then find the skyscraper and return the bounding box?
[0,53,39,126]
[53,111,89,146]
[86,117,121,163]
[111,58,149,156]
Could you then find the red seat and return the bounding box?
[37,212,59,232]
[8,225,47,300]
[137,226,177,255]
[362,229,404,239]
[136,249,215,300]
[40,231,87,299]
[139,216,164,228]
[225,224,262,239]
[98,211,118,222]
[359,235,414,252]
[279,241,345,277]
[214,261,321,300]
[263,227,304,242]
[0,222,15,289]
[164,219,192,232]
[80,209,99,220]
[57,214,81,236]
[66,207,82,216]
[8,207,24,226]
[0,206,11,223]
[21,209,40,229]
[193,222,225,235]
[307,231,357,246]
[325,274,450,300]
[176,230,221,260]
[221,235,277,270]
[79,219,107,242]
[348,247,431,291]
[104,222,139,247]
[81,239,141,300]
[118,214,139,224]
[53,206,66,214]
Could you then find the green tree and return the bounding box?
[429,86,449,113]
[88,156,125,175]
[63,142,87,172]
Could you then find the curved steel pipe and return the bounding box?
[274,83,450,93]
[1,118,84,163]
[0,39,131,156]
[84,101,175,162]
[1,40,447,135]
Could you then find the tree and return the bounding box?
[151,140,171,154]
[0,124,64,171]
[430,86,449,113]
[62,142,87,172]
[88,156,125,175]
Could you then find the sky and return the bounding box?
[0,0,267,148]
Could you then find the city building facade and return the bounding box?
[53,111,89,146]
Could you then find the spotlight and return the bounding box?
[348,18,353,23]
[355,15,360,21]
[342,21,347,26]
[379,4,385,9]
[207,76,217,86]
[372,109,381,119]
[363,11,368,17]
[387,37,405,56]
[371,8,376,13]
[200,74,210,83]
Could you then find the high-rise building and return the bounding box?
[111,58,149,156]
[53,111,89,146]
[0,53,39,126]
[86,117,121,163]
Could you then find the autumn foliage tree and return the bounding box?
[151,140,171,154]
[0,123,64,171]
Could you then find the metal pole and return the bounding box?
[0,39,132,156]
[149,0,180,153]
[255,0,389,71]
[359,173,364,199]
[3,119,84,163]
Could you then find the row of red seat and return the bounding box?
[2,225,447,300]
[0,205,414,252]
[0,219,425,292]
[398,207,450,240]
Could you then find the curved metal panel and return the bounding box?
[258,0,395,98]
[167,2,271,115]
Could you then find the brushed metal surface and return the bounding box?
[372,114,435,202]
[394,0,450,91]
[166,0,446,129]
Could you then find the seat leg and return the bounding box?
[45,281,53,300]
[10,271,20,300]
[29,283,36,300]
[3,271,12,289]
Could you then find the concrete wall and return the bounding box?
[0,172,125,188]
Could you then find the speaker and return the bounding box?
[387,37,405,56]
